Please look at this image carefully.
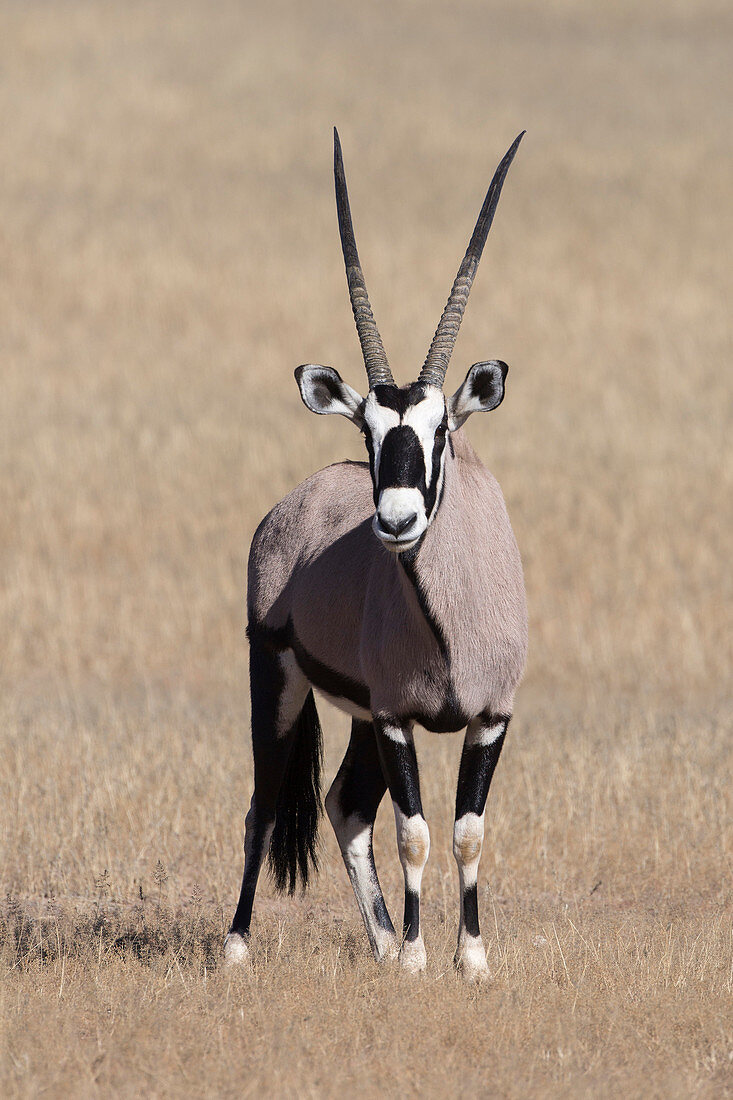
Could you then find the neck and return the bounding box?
[396,428,475,650]
[403,427,475,558]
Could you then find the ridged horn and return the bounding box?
[418,131,525,389]
[334,128,394,388]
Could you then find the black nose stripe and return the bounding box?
[378,426,425,490]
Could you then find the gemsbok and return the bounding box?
[224,130,528,980]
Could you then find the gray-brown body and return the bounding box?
[249,429,527,730]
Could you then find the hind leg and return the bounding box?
[224,642,309,965]
[325,718,398,961]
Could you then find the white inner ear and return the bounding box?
[299,366,364,421]
[362,394,400,476]
[448,363,503,429]
[447,387,482,431]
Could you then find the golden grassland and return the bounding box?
[1,0,731,1095]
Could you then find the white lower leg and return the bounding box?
[453,812,489,981]
[326,783,397,961]
[223,931,251,965]
[395,808,430,972]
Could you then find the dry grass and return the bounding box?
[1,0,731,1096]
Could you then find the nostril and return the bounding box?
[396,512,417,535]
[379,512,417,537]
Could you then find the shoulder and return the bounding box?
[250,460,372,563]
[247,459,373,627]
[258,461,370,530]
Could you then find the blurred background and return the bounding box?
[1,0,730,1094]
[2,0,729,716]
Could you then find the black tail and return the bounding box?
[268,690,323,895]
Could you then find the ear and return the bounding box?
[295,365,365,424]
[447,360,508,430]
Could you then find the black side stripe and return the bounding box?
[423,415,448,519]
[399,552,449,658]
[248,619,371,712]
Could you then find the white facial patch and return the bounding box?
[365,387,449,549]
[362,393,399,479]
[403,387,447,486]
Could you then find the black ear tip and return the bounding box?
[295,363,342,383]
[471,359,508,379]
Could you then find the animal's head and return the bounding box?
[296,129,523,554]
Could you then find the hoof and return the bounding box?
[223,931,250,968]
[399,936,427,973]
[374,931,399,963]
[455,936,489,983]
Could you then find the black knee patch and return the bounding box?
[374,726,423,818]
[455,721,508,819]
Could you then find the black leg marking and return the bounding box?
[228,638,309,944]
[403,891,420,942]
[325,720,397,958]
[455,724,508,820]
[372,894,393,933]
[335,719,387,822]
[374,728,422,818]
[452,715,511,979]
[374,718,429,970]
[462,884,480,939]
[229,799,276,941]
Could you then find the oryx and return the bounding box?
[224,130,528,980]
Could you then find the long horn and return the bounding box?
[418,131,525,389]
[334,128,394,388]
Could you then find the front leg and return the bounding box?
[373,717,429,973]
[453,713,509,981]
